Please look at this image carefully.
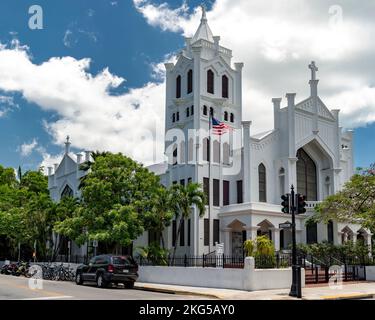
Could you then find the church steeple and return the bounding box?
[191,5,214,44]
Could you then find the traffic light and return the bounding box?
[281,194,290,214]
[296,194,307,214]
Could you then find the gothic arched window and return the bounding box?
[203,105,208,116]
[222,75,228,98]
[224,111,228,121]
[296,148,317,201]
[207,69,214,94]
[213,140,220,163]
[187,69,193,94]
[210,107,214,117]
[230,113,234,123]
[279,167,285,196]
[172,144,178,166]
[223,142,230,165]
[176,75,181,98]
[258,163,267,202]
[61,185,73,198]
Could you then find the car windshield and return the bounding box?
[112,256,135,265]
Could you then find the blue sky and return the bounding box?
[0,0,374,172]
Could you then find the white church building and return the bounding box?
[47,9,372,258]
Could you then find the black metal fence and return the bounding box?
[135,252,294,269]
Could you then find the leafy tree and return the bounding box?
[55,153,161,252]
[136,244,169,266]
[170,182,206,262]
[312,164,375,230]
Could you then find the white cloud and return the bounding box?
[20,138,38,157]
[133,0,375,132]
[0,95,18,117]
[0,42,166,166]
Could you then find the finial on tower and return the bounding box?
[65,135,71,154]
[309,61,319,81]
[200,3,207,22]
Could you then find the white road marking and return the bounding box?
[21,295,73,300]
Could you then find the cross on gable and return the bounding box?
[309,61,318,80]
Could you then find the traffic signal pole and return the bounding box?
[289,185,302,298]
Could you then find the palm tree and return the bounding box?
[151,186,174,249]
[170,182,206,263]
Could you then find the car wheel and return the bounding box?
[124,281,134,289]
[96,274,107,288]
[75,273,83,285]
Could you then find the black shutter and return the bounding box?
[237,180,243,204]
[213,219,220,245]
[223,180,230,206]
[204,219,210,246]
[180,219,185,246]
[188,219,191,246]
[172,220,177,246]
[203,177,209,205]
[213,179,220,206]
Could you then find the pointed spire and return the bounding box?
[191,4,214,44]
[65,135,71,154]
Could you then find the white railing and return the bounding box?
[306,201,321,209]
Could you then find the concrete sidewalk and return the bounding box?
[135,281,375,300]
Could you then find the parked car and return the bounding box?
[75,255,138,288]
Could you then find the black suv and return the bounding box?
[75,255,138,288]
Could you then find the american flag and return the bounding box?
[211,117,232,135]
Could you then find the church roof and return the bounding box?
[251,130,275,141]
[191,6,214,44]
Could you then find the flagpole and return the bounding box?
[208,113,212,253]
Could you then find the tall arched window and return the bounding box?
[296,148,317,201]
[279,168,285,196]
[230,113,234,123]
[207,69,214,94]
[172,113,176,123]
[203,105,208,116]
[224,111,228,121]
[223,142,230,165]
[258,163,267,202]
[176,75,181,98]
[186,107,190,117]
[61,185,73,198]
[213,140,220,163]
[187,69,193,94]
[327,220,334,244]
[210,107,214,117]
[180,141,185,164]
[188,138,194,163]
[222,75,228,98]
[306,221,318,244]
[191,105,194,115]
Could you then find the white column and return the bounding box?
[366,234,373,256]
[272,98,282,130]
[249,226,259,240]
[271,228,281,251]
[222,228,232,255]
[352,233,357,244]
[337,232,343,245]
[242,121,252,203]
[286,93,298,189]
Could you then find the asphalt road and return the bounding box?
[0,274,208,300]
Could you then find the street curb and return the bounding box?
[321,293,374,300]
[134,285,221,299]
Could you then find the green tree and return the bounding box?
[55,153,161,252]
[312,164,375,230]
[170,182,206,262]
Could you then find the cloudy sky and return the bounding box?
[0,0,374,173]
